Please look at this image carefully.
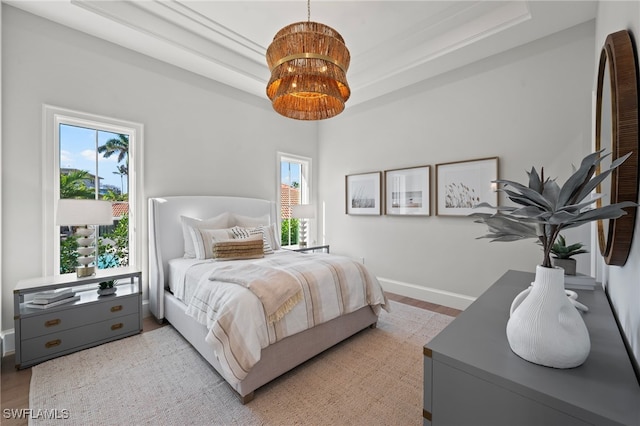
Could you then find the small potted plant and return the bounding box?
[550,235,588,275]
[98,280,117,296]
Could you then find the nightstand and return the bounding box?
[284,244,330,254]
[14,266,142,369]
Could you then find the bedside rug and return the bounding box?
[29,301,454,425]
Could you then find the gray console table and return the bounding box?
[423,270,640,426]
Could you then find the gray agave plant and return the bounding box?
[471,150,638,268]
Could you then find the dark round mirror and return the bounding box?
[595,30,638,266]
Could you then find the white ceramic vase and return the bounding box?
[506,265,590,368]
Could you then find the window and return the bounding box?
[59,125,129,273]
[43,106,143,276]
[277,153,311,247]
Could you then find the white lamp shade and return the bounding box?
[56,199,114,226]
[291,204,316,219]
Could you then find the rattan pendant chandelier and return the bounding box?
[266,0,350,120]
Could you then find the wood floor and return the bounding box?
[1,293,460,426]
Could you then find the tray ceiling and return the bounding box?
[8,1,597,106]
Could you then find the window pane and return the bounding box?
[59,124,130,273]
[280,160,302,246]
[60,124,97,198]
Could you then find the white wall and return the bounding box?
[318,22,595,309]
[594,0,640,369]
[0,6,318,334]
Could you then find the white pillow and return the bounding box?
[191,227,233,260]
[262,224,281,251]
[232,213,270,228]
[231,225,274,254]
[181,213,230,258]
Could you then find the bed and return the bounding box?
[148,195,388,403]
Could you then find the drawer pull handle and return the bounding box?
[45,339,61,349]
[45,319,61,327]
[110,305,123,312]
[423,409,432,421]
[111,323,124,331]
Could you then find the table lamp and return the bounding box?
[291,204,315,248]
[56,199,113,277]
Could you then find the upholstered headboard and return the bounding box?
[148,196,276,319]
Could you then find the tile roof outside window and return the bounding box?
[281,183,300,219]
[111,202,129,218]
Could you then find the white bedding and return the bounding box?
[168,251,293,303]
[168,258,214,302]
[173,250,388,386]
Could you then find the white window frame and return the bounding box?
[42,105,144,276]
[277,152,312,246]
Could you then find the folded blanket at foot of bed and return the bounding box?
[209,263,302,324]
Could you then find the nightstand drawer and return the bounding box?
[20,313,140,365]
[21,295,139,339]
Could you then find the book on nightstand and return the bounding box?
[25,295,80,309]
[31,287,75,304]
[564,273,597,291]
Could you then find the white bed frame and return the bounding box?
[148,196,378,403]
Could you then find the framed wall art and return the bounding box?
[384,166,430,216]
[436,157,498,216]
[346,172,382,215]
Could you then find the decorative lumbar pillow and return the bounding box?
[191,228,233,260]
[232,213,270,228]
[230,226,274,254]
[181,213,230,258]
[212,235,264,260]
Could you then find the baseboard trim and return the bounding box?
[2,329,15,357]
[142,299,151,319]
[378,277,475,311]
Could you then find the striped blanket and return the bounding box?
[209,263,303,324]
[185,250,389,386]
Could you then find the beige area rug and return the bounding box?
[29,301,454,425]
